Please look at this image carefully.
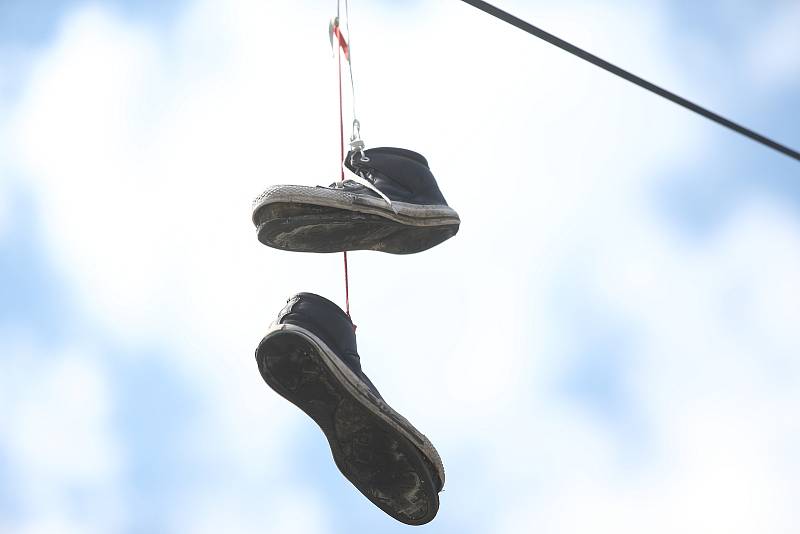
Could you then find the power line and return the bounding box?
[458,0,800,163]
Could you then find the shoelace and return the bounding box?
[340,163,398,214]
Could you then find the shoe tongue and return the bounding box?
[327,180,375,196]
[351,150,425,196]
[364,147,429,167]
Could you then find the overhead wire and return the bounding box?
[457,0,800,163]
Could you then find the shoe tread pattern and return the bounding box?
[255,202,458,255]
[257,332,439,525]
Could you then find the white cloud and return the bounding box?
[4,0,800,533]
[0,182,8,239]
[174,488,330,534]
[0,110,10,239]
[479,195,800,534]
[0,332,125,534]
[747,2,800,88]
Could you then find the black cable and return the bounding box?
[458,0,800,163]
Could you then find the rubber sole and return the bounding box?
[256,328,442,525]
[252,186,460,255]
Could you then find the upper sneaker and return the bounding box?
[255,293,445,525]
[252,147,460,255]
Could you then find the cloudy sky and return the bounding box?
[1,0,799,533]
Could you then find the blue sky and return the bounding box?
[1,1,799,533]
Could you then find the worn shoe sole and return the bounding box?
[256,324,445,525]
[252,185,460,254]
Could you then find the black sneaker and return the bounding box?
[252,147,460,255]
[255,293,445,525]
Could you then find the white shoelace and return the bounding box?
[341,163,398,214]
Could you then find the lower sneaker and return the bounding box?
[255,293,445,525]
[252,147,460,255]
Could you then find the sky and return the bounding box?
[1,0,799,533]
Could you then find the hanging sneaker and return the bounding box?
[255,293,445,525]
[252,147,460,254]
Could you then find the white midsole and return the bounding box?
[253,185,460,227]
